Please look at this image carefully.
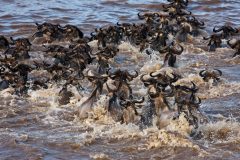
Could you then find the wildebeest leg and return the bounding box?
[168,54,176,67]
[79,85,99,119]
[177,103,183,115]
[188,107,200,129]
[15,85,29,97]
[208,40,216,52]
[108,95,123,122]
[191,29,199,37]
[163,96,172,111]
[82,85,99,106]
[139,101,155,129]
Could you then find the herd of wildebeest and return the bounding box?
[0,0,239,131]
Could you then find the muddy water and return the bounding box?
[1,0,240,160]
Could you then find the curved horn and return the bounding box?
[199,70,206,77]
[190,81,198,92]
[85,69,96,79]
[196,97,201,105]
[192,96,201,105]
[10,62,20,70]
[32,31,44,38]
[203,36,211,40]
[227,40,237,48]
[108,69,121,79]
[214,69,222,76]
[120,100,129,106]
[231,27,239,33]
[163,84,175,97]
[99,74,109,79]
[133,97,145,104]
[213,26,223,32]
[91,50,103,55]
[187,11,192,15]
[90,32,96,37]
[177,82,197,93]
[188,15,195,22]
[60,25,68,29]
[138,12,145,20]
[140,74,155,83]
[173,44,184,55]
[116,22,121,26]
[140,74,147,82]
[154,13,160,17]
[127,70,138,78]
[198,20,205,26]
[150,71,163,77]
[101,50,116,58]
[169,73,179,83]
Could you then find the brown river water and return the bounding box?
[0,0,240,160]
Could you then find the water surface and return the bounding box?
[0,0,240,160]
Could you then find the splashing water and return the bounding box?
[1,0,240,160]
